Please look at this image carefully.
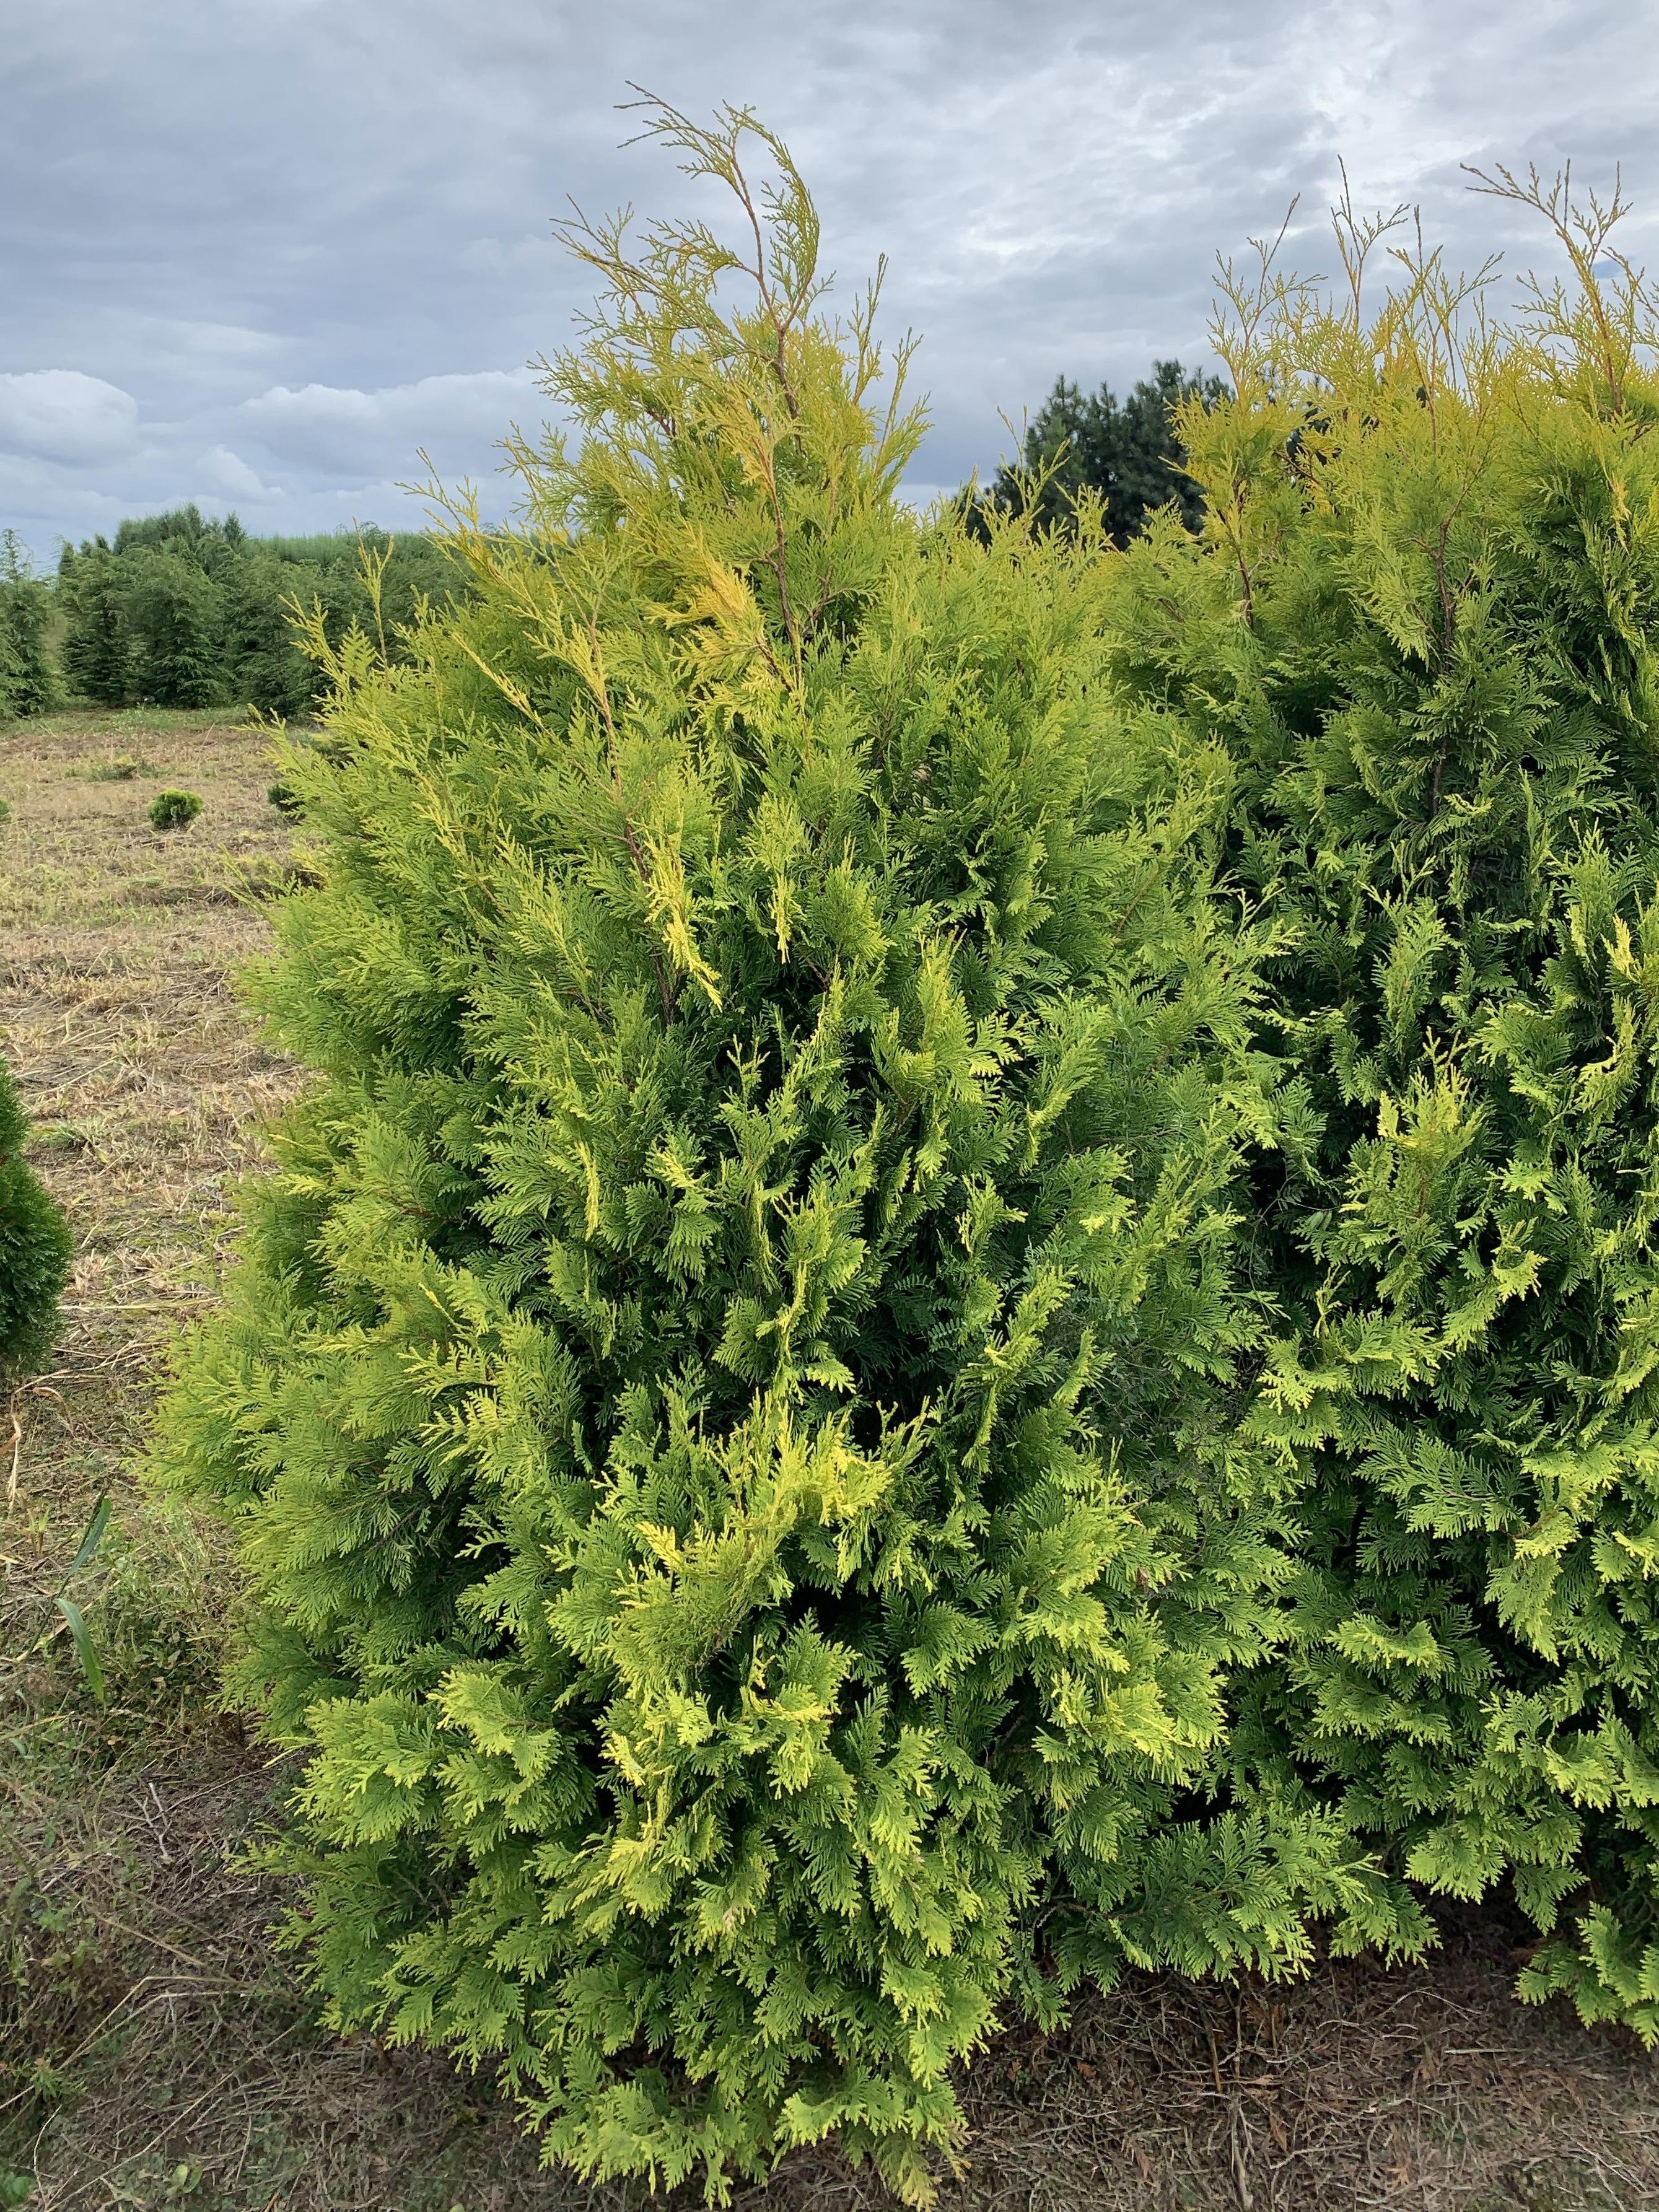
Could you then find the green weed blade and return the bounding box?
[55,1596,105,1707]
[69,1492,111,1575]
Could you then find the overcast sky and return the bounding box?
[4,0,1658,564]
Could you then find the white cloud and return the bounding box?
[240,367,543,481]
[0,370,139,466]
[202,444,272,499]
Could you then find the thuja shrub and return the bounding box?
[1097,168,1659,2039]
[149,106,1380,2200]
[148,789,203,832]
[0,1059,72,1383]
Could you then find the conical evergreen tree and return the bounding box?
[221,548,319,718]
[58,543,134,707]
[0,1059,72,1384]
[125,548,224,707]
[151,105,1377,2201]
[983,361,1228,544]
[0,530,60,718]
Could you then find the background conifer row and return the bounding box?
[50,512,464,719]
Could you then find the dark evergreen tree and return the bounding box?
[0,580,58,719]
[0,1059,72,1384]
[123,549,225,707]
[58,542,135,706]
[979,361,1228,545]
[221,551,318,720]
[0,530,61,719]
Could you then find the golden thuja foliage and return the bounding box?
[1103,162,1659,2040]
[155,101,1313,2203]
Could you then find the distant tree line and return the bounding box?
[51,507,465,719]
[0,361,1223,723]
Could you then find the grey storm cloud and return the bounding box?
[4,0,1659,560]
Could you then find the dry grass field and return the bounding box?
[6,709,1659,2211]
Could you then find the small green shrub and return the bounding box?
[63,1498,225,1738]
[147,790,202,832]
[0,1058,72,1384]
[33,1120,100,1155]
[266,781,303,818]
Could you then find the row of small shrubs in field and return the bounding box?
[12,101,1659,2205]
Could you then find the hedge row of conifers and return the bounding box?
[0,515,464,725]
[53,512,464,719]
[24,108,1659,2201]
